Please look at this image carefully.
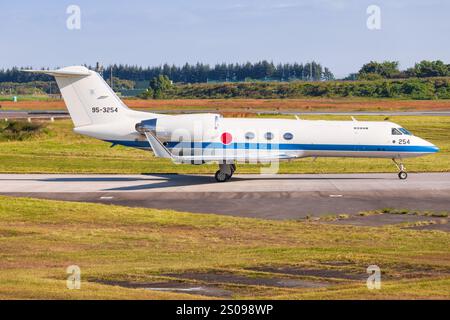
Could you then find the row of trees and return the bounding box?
[0,81,56,95]
[0,61,334,84]
[1,60,447,85]
[142,78,450,100]
[351,60,450,80]
[0,68,53,83]
[104,61,334,83]
[1,74,449,100]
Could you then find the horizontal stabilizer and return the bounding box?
[23,66,91,78]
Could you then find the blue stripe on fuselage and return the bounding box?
[105,140,439,153]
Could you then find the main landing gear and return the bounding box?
[392,158,408,180]
[215,163,236,182]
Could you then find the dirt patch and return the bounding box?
[92,271,331,298]
[248,266,366,281]
[163,272,329,288]
[320,261,355,267]
[325,214,449,229]
[406,219,449,232]
[100,98,450,112]
[4,98,450,112]
[249,264,450,281]
[93,279,232,298]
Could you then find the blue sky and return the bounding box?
[0,0,448,77]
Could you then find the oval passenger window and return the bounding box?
[283,132,294,140]
[245,132,255,140]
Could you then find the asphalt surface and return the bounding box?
[1,173,449,225]
[0,111,70,119]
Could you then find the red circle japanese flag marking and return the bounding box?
[221,132,233,145]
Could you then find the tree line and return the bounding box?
[141,77,450,100]
[1,60,447,85]
[348,60,450,80]
[104,61,335,83]
[0,61,334,84]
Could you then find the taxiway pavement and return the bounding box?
[1,173,449,221]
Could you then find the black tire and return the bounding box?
[215,170,229,182]
[398,171,408,180]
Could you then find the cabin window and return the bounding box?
[264,132,274,140]
[283,132,294,140]
[399,128,412,135]
[392,128,402,135]
[245,132,255,140]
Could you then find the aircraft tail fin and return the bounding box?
[24,66,132,127]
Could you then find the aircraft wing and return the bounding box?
[143,131,296,163]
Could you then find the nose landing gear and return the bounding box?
[398,171,408,180]
[214,163,236,182]
[392,158,408,180]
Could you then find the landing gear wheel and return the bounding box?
[392,158,408,180]
[215,170,230,182]
[398,171,408,180]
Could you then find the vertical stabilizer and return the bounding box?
[25,66,132,127]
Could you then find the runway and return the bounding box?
[1,173,449,221]
[0,111,70,119]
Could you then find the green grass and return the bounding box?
[0,95,52,102]
[0,120,46,141]
[379,208,449,218]
[0,196,449,299]
[0,115,448,174]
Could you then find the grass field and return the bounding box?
[0,115,448,174]
[0,95,52,102]
[1,97,450,112]
[0,196,448,299]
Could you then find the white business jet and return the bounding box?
[26,66,439,182]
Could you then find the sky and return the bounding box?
[0,0,449,78]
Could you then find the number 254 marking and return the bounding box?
[399,139,410,145]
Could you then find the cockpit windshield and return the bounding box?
[392,128,402,135]
[392,128,413,136]
[399,128,413,135]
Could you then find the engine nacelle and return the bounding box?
[136,113,221,143]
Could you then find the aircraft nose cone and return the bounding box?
[424,140,439,153]
[419,137,439,153]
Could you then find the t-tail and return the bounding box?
[25,66,153,128]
